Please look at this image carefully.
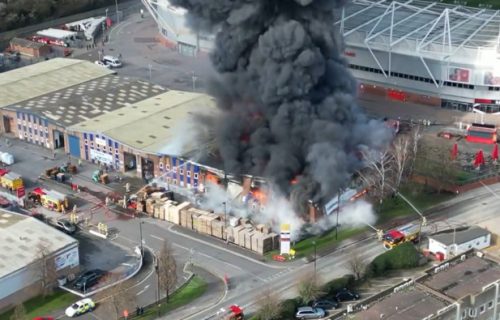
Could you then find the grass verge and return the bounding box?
[0,290,75,320]
[376,183,453,223]
[135,275,207,319]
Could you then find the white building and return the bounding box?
[335,0,500,113]
[0,210,79,312]
[141,0,214,56]
[144,0,500,112]
[428,226,491,259]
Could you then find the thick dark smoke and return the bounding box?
[170,0,391,215]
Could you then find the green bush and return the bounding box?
[322,275,355,296]
[278,298,300,319]
[368,242,419,277]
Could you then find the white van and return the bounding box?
[102,55,122,68]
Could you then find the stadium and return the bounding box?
[143,0,500,113]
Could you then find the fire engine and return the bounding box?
[217,305,244,320]
[28,36,69,47]
[382,223,420,250]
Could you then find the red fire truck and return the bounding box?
[466,123,497,144]
[28,35,69,47]
[218,305,244,320]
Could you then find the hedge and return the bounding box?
[368,242,420,277]
[322,274,355,296]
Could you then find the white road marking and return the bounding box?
[136,284,150,296]
[150,234,164,241]
[480,181,500,200]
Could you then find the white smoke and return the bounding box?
[158,119,199,156]
[318,200,377,232]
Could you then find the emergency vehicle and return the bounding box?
[382,223,420,250]
[0,171,23,191]
[29,187,69,212]
[218,305,244,320]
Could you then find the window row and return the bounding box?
[348,64,475,89]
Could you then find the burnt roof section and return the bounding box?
[422,256,500,299]
[430,226,490,246]
[355,287,448,320]
[5,75,166,127]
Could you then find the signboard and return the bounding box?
[90,149,113,165]
[95,137,106,147]
[483,71,500,86]
[55,246,79,271]
[16,186,25,198]
[447,67,471,83]
[280,224,291,255]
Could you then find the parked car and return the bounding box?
[295,306,325,319]
[102,55,122,68]
[65,298,95,317]
[94,60,111,68]
[54,219,76,234]
[73,270,104,291]
[335,288,360,302]
[312,299,339,310]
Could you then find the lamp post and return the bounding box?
[155,253,160,316]
[139,221,144,258]
[115,0,120,24]
[312,240,317,282]
[336,188,341,240]
[191,71,198,91]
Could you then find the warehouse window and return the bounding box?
[488,301,494,309]
[166,165,170,171]
[180,169,184,175]
[194,173,199,179]
[187,171,191,177]
[114,142,119,149]
[480,305,485,314]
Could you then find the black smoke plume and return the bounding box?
[170,0,391,215]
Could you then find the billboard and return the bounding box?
[483,71,500,86]
[280,224,291,255]
[55,246,79,271]
[448,67,471,83]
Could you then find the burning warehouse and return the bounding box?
[165,0,391,229]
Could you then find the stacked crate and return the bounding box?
[232,225,245,245]
[212,220,225,239]
[244,229,255,250]
[170,202,190,225]
[253,232,279,255]
[145,198,155,216]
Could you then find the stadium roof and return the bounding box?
[69,90,218,155]
[0,58,114,109]
[335,0,500,57]
[0,210,77,279]
[5,76,166,127]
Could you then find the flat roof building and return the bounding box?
[0,210,79,312]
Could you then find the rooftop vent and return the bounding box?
[162,125,169,129]
[136,140,143,144]
[149,135,157,139]
[163,116,171,120]
[141,110,147,113]
[118,113,125,116]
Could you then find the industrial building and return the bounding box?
[144,0,500,112]
[0,210,79,312]
[349,250,500,320]
[428,226,491,260]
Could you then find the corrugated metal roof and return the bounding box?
[69,90,219,155]
[0,209,77,279]
[0,58,114,109]
[430,226,490,246]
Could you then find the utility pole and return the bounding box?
[139,221,144,258]
[115,0,120,24]
[336,188,341,240]
[191,71,197,91]
[155,253,160,317]
[312,241,317,282]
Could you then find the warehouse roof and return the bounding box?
[355,287,448,320]
[422,256,500,299]
[0,58,114,109]
[69,90,218,155]
[0,210,77,279]
[5,76,166,127]
[430,226,490,246]
[335,0,500,57]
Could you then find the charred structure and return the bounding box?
[171,0,390,218]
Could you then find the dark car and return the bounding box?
[312,299,339,310]
[335,288,360,302]
[73,270,104,291]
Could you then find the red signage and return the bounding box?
[344,50,356,57]
[17,186,25,198]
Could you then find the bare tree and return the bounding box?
[157,240,177,303]
[256,289,282,320]
[9,304,27,320]
[297,275,324,305]
[358,148,395,204]
[103,281,136,320]
[392,135,413,189]
[347,251,367,281]
[36,243,58,297]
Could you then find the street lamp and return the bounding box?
[139,221,144,258]
[115,0,120,24]
[155,253,160,316]
[312,240,317,282]
[191,71,198,91]
[336,188,341,240]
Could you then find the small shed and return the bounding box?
[428,226,491,260]
[9,38,51,58]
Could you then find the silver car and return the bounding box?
[295,306,326,319]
